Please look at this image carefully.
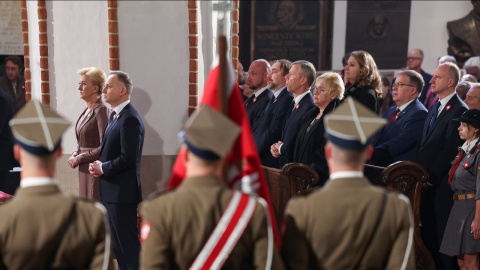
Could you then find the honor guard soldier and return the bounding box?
[281,97,415,269]
[0,100,112,269]
[140,105,285,269]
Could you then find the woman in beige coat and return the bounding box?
[67,67,108,200]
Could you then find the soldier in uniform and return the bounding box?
[281,97,414,269]
[0,100,111,269]
[140,105,285,269]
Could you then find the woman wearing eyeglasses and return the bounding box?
[343,50,382,113]
[292,72,344,186]
[440,109,480,269]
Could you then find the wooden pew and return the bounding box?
[364,161,435,270]
[263,161,435,270]
[262,163,319,225]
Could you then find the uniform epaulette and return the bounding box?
[145,189,174,201]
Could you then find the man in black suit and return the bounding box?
[244,59,272,128]
[406,49,433,104]
[253,59,293,168]
[89,71,144,270]
[0,89,14,193]
[271,60,315,167]
[417,62,467,270]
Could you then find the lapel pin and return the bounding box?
[253,97,257,103]
[445,105,451,111]
[273,98,278,103]
[464,162,470,169]
[295,104,300,110]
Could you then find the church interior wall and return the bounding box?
[332,1,472,73]
[16,1,478,197]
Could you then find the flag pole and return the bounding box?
[214,0,233,115]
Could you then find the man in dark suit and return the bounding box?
[244,59,272,128]
[417,62,468,270]
[89,71,145,270]
[0,100,111,269]
[271,60,315,167]
[0,56,26,114]
[0,89,14,193]
[282,97,414,269]
[253,59,293,168]
[406,49,433,104]
[447,0,480,68]
[371,70,428,166]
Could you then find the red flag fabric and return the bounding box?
[167,62,281,247]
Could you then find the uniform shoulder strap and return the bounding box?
[189,191,257,270]
[351,189,387,269]
[46,198,77,268]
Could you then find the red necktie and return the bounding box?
[448,151,465,184]
[387,108,400,124]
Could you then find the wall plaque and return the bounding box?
[244,1,333,70]
[345,1,411,69]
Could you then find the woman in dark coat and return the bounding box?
[292,72,344,186]
[343,50,382,113]
[440,109,480,269]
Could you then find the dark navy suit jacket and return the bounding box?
[252,87,293,167]
[279,92,315,167]
[245,89,272,129]
[417,94,467,189]
[100,102,144,204]
[371,99,427,166]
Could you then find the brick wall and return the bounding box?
[20,0,31,103]
[108,0,120,71]
[37,0,49,105]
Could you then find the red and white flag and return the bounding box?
[167,60,281,247]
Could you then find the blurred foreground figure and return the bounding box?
[282,97,414,270]
[0,100,111,269]
[140,105,285,270]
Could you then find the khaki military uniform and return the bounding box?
[282,176,414,270]
[0,184,111,270]
[140,176,285,269]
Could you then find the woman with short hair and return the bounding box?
[67,67,108,201]
[292,72,344,186]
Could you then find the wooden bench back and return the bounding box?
[364,161,435,270]
[262,163,319,225]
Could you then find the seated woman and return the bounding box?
[441,109,480,270]
[292,72,344,186]
[343,50,382,113]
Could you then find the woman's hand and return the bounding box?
[67,154,79,169]
[471,218,480,239]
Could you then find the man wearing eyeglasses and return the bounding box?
[465,83,480,109]
[370,70,427,167]
[404,49,433,104]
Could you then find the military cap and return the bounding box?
[180,105,240,160]
[324,97,386,150]
[453,109,480,129]
[9,99,70,155]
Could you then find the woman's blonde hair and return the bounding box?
[78,67,107,95]
[316,72,345,100]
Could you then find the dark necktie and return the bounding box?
[109,111,117,124]
[264,95,275,112]
[387,108,400,124]
[244,95,255,107]
[427,102,440,133]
